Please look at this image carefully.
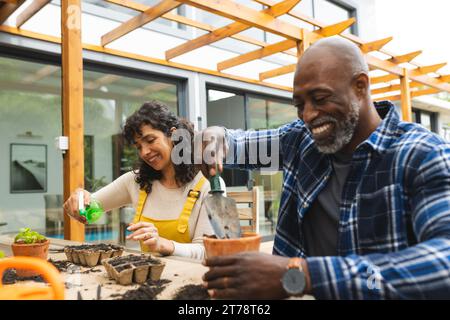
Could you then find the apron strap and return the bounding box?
[177,176,207,234]
[133,189,148,224]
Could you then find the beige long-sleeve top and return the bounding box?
[93,171,222,260]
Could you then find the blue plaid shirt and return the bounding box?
[225,101,450,299]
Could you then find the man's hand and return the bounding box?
[202,252,292,299]
[196,126,228,178]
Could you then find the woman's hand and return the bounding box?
[127,222,160,250]
[63,188,90,224]
[127,222,175,255]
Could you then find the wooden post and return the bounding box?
[296,29,310,58]
[61,0,85,241]
[400,68,412,122]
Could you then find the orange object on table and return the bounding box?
[0,256,65,300]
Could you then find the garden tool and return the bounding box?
[204,166,241,239]
[0,256,65,300]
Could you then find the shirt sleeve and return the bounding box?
[92,172,134,212]
[224,121,300,171]
[172,242,206,261]
[306,144,450,299]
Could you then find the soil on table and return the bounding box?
[2,269,45,285]
[173,284,210,300]
[114,279,172,300]
[48,258,76,272]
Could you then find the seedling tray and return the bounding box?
[64,244,124,267]
[102,254,166,285]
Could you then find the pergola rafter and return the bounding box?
[0,0,25,24]
[16,0,51,28]
[217,18,355,71]
[165,0,302,60]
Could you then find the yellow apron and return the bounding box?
[132,177,207,252]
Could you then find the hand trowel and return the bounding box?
[204,171,241,239]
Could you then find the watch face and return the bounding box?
[282,268,306,296]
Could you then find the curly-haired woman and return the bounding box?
[63,101,224,260]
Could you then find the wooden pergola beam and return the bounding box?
[0,0,25,24]
[260,64,296,81]
[374,87,440,102]
[175,0,304,40]
[313,17,356,38]
[61,0,85,241]
[388,50,422,64]
[410,62,447,76]
[101,0,182,46]
[165,0,301,60]
[16,0,50,28]
[371,62,448,84]
[106,0,298,57]
[218,39,295,71]
[371,74,450,95]
[360,37,393,53]
[400,69,412,122]
[256,0,449,94]
[217,17,355,71]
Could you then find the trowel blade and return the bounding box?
[204,193,241,239]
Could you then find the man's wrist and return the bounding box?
[300,258,312,295]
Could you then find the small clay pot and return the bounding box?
[11,240,50,277]
[203,232,261,258]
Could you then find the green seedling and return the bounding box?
[14,228,47,244]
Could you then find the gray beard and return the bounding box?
[313,103,360,154]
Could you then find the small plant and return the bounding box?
[14,228,47,244]
[0,250,4,258]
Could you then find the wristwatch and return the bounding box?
[281,257,306,297]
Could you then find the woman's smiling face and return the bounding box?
[133,124,174,172]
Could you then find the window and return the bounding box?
[412,108,437,133]
[206,87,295,238]
[0,49,185,245]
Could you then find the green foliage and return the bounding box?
[0,250,4,259]
[14,228,47,244]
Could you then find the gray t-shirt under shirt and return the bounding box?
[302,151,353,257]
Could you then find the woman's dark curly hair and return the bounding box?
[123,101,198,193]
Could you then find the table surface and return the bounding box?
[0,235,289,300]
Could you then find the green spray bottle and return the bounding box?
[78,191,104,224]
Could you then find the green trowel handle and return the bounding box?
[209,174,223,193]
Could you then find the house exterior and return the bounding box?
[0,0,448,243]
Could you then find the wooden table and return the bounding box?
[0,235,209,300]
[1,236,312,300]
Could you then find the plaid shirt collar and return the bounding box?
[358,101,400,155]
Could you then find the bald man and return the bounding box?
[200,37,450,299]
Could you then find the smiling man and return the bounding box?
[200,37,450,299]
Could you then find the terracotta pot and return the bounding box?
[203,232,261,258]
[11,240,50,277]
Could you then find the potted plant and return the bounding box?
[11,228,50,277]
